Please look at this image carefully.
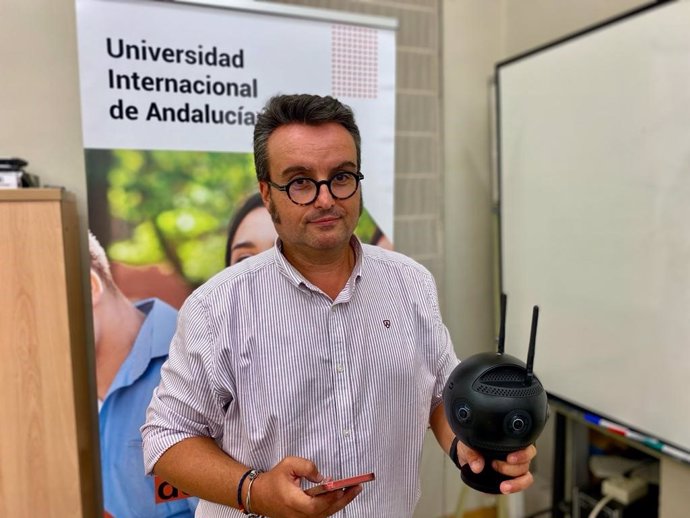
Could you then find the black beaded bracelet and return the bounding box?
[237,469,253,512]
[449,436,463,470]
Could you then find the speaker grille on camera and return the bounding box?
[481,370,524,383]
[474,383,544,398]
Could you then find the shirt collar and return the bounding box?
[134,298,178,359]
[105,298,177,398]
[273,235,363,295]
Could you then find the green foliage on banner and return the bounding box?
[106,149,256,284]
[354,209,376,244]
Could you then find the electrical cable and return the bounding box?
[587,494,614,518]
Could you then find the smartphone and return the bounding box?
[305,472,375,496]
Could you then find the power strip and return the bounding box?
[602,476,648,506]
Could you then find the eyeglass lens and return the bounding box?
[288,173,359,204]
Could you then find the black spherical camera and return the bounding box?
[443,294,549,493]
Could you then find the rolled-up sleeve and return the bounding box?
[141,293,231,474]
[431,322,459,413]
[421,270,459,415]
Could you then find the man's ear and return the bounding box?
[90,269,105,306]
[259,181,271,207]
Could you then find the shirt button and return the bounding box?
[336,363,344,373]
[343,429,351,437]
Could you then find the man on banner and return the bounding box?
[89,232,197,518]
[142,94,536,517]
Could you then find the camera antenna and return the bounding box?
[525,305,539,386]
[497,293,507,355]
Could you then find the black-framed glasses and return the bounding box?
[266,171,364,206]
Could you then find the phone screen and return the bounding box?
[304,472,375,496]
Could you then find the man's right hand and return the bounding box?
[249,457,362,518]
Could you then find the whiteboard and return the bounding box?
[497,1,690,454]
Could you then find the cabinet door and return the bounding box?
[0,188,100,518]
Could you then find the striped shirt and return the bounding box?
[142,237,458,518]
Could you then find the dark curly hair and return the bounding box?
[253,94,361,183]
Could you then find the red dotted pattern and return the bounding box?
[332,24,378,99]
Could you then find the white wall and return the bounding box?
[501,0,653,57]
[442,1,503,361]
[0,0,89,214]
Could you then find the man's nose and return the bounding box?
[313,181,335,208]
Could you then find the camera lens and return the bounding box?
[455,401,472,424]
[504,410,532,437]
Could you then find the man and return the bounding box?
[89,232,196,518]
[142,94,535,517]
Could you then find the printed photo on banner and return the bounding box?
[76,1,395,516]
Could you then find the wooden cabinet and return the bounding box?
[0,188,100,517]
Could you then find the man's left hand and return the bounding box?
[455,441,537,494]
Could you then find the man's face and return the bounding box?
[259,122,361,255]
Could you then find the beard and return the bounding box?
[268,195,281,224]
